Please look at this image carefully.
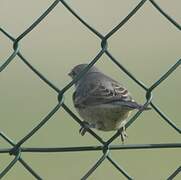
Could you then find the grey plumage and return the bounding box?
[69,64,150,142]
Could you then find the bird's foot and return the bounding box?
[79,122,94,136]
[118,127,128,143]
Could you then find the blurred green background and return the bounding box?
[0,0,181,179]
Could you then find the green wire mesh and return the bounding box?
[0,0,180,179]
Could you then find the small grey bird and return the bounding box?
[69,64,150,142]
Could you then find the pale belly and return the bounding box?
[76,105,132,131]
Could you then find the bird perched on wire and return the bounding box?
[69,64,150,142]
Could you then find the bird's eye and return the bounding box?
[72,71,76,76]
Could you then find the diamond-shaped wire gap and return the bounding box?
[0,28,19,72]
[66,55,146,144]
[0,132,42,179]
[18,4,101,89]
[60,52,151,146]
[62,51,151,146]
[111,147,181,179]
[54,51,144,146]
[66,0,145,35]
[149,0,181,30]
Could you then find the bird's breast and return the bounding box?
[76,105,131,131]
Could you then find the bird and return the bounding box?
[68,64,150,142]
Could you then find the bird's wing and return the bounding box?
[73,78,141,109]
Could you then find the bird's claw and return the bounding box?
[118,127,128,143]
[79,122,91,136]
[79,126,87,136]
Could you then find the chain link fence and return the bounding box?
[0,0,180,179]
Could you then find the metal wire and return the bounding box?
[0,0,180,179]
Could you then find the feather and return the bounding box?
[73,72,137,108]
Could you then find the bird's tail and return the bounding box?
[137,104,151,111]
[122,101,151,111]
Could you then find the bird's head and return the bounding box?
[68,64,99,79]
